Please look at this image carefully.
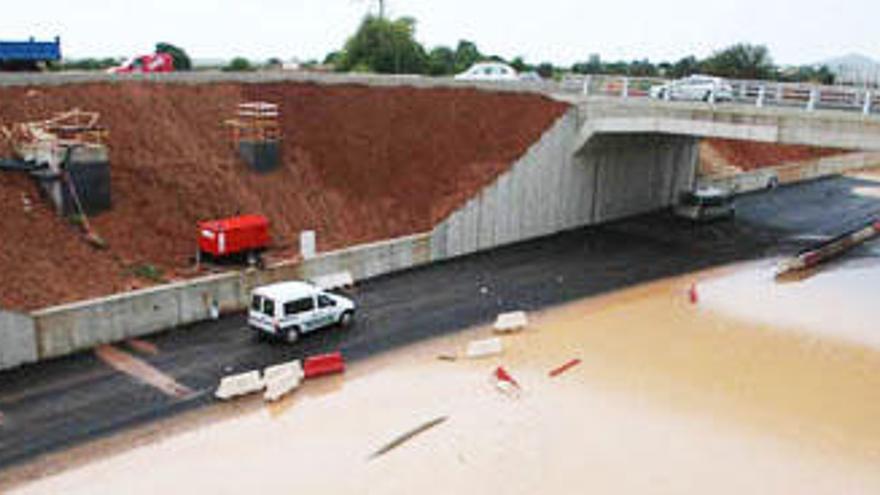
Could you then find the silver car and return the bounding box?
[650,75,734,102]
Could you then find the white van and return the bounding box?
[248,281,356,343]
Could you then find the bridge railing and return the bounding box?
[560,74,878,116]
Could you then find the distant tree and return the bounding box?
[669,55,701,78]
[453,40,482,72]
[155,42,192,70]
[427,46,456,75]
[510,56,529,73]
[627,59,657,77]
[536,62,555,79]
[572,54,602,74]
[702,43,774,80]
[61,57,120,71]
[337,15,427,74]
[223,57,255,72]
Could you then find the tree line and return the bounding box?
[328,15,836,84]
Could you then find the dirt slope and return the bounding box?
[0,82,567,310]
[700,138,846,175]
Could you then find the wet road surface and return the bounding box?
[1,174,878,472]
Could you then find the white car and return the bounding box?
[650,75,734,102]
[673,187,735,221]
[454,62,519,82]
[248,281,356,343]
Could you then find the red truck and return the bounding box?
[108,52,174,74]
[198,214,270,264]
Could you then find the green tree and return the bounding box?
[223,57,255,72]
[427,46,456,75]
[155,42,192,70]
[510,56,530,73]
[536,62,555,79]
[669,56,701,78]
[337,16,427,74]
[453,40,482,72]
[702,43,774,80]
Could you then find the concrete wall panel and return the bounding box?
[0,310,38,369]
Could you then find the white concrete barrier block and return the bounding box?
[311,271,354,291]
[215,370,264,400]
[264,370,303,402]
[493,311,528,334]
[465,337,504,359]
[264,360,304,382]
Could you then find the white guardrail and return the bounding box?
[557,74,879,116]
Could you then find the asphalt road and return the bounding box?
[1,175,879,471]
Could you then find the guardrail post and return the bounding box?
[582,75,591,96]
[807,88,817,111]
[756,86,765,108]
[864,91,872,115]
[622,77,629,99]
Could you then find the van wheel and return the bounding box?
[339,311,354,328]
[284,327,300,344]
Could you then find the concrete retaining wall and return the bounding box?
[27,233,434,363]
[432,110,698,258]
[699,152,880,193]
[0,310,38,369]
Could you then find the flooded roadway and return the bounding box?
[8,251,880,494]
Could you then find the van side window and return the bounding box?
[318,295,335,308]
[285,297,315,316]
[263,298,275,317]
[251,295,263,312]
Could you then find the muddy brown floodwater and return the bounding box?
[8,258,880,494]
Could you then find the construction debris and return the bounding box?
[215,370,264,400]
[549,358,582,378]
[226,101,281,173]
[775,219,880,277]
[369,416,448,460]
[465,337,504,359]
[493,311,529,334]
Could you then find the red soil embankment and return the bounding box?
[0,82,567,310]
[700,138,847,175]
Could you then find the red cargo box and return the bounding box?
[198,214,270,257]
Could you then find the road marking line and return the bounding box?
[127,338,159,356]
[95,345,192,399]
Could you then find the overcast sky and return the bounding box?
[2,0,877,65]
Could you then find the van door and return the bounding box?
[315,293,339,328]
[282,296,317,332]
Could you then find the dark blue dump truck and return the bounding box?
[0,36,61,70]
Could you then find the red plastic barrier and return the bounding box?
[303,352,346,379]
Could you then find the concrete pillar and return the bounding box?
[300,230,316,259]
[807,88,818,112]
[582,75,591,96]
[864,91,873,115]
[622,77,629,99]
[757,86,766,108]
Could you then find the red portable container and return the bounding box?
[198,214,270,257]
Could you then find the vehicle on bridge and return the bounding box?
[248,281,356,343]
[0,36,61,71]
[673,187,735,221]
[107,52,174,74]
[455,62,519,82]
[650,75,733,102]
